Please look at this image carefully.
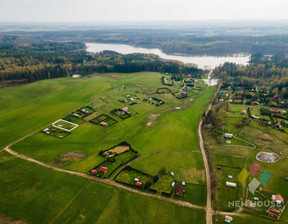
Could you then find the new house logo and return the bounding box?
[238,160,272,194]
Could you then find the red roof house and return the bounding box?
[136,182,142,187]
[99,167,108,174]
[176,185,185,197]
[90,169,97,174]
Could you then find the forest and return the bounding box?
[0,41,203,85]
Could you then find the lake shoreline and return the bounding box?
[86,42,250,69]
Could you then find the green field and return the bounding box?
[0,72,215,223]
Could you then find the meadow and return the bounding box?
[0,72,215,223]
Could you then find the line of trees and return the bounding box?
[0,42,204,84]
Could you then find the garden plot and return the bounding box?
[70,106,95,119]
[147,97,165,106]
[89,97,107,109]
[52,119,79,132]
[90,114,118,127]
[150,172,175,195]
[110,108,132,119]
[119,94,143,105]
[115,167,153,190]
[89,142,138,178]
[156,87,172,94]
[42,126,70,139]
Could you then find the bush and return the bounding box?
[153,175,159,183]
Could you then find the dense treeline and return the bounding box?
[2,29,288,55]
[0,42,203,84]
[213,53,288,98]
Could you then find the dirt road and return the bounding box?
[198,81,222,224]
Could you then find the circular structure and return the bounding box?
[256,152,280,163]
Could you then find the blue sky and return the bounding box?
[0,0,288,23]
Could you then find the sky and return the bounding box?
[0,0,288,23]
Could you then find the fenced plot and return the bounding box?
[52,119,79,132]
[110,108,132,119]
[90,114,118,126]
[42,126,70,139]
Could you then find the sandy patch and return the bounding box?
[54,152,86,165]
[256,152,280,163]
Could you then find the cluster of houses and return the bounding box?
[89,166,108,176]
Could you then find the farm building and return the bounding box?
[224,133,233,138]
[99,167,108,174]
[176,185,185,197]
[226,182,236,187]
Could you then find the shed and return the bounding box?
[226,182,236,187]
[136,182,142,187]
[90,169,97,174]
[99,167,108,174]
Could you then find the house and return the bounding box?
[99,167,108,174]
[122,107,129,112]
[176,185,185,197]
[280,101,284,105]
[229,99,233,103]
[271,108,280,113]
[226,182,236,187]
[182,182,186,186]
[90,169,97,175]
[171,182,175,187]
[273,95,279,100]
[224,133,233,138]
[99,121,108,127]
[253,101,259,105]
[241,110,246,115]
[136,182,142,187]
[242,117,248,122]
[272,194,284,204]
[275,123,282,129]
[134,178,139,182]
[43,128,49,132]
[219,99,224,102]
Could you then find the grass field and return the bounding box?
[0,72,214,223]
[0,151,206,224]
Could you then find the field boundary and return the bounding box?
[52,119,79,132]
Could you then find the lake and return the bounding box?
[86,42,250,69]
